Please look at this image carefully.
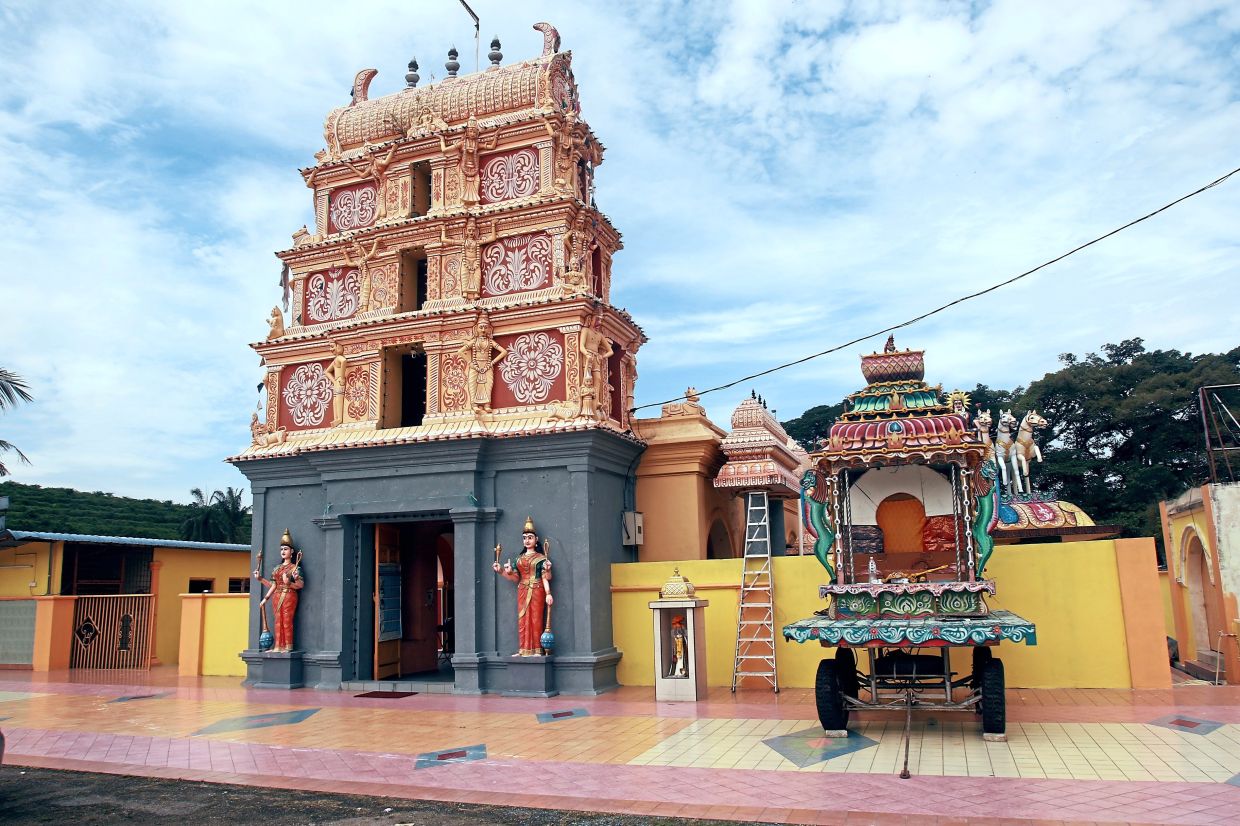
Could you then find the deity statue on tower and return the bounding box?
[454,312,507,413]
[254,529,305,652]
[492,516,554,656]
[440,114,497,206]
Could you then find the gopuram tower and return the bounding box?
[231,24,645,695]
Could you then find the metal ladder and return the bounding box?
[731,490,778,692]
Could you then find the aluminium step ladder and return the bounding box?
[731,490,778,692]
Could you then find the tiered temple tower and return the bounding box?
[231,24,645,695]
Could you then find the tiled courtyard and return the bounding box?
[2,669,1239,824]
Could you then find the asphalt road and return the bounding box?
[0,766,770,825]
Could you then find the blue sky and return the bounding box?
[2,0,1238,503]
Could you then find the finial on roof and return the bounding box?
[489,37,502,67]
[751,389,756,399]
[533,22,561,56]
[446,47,460,78]
[884,334,896,353]
[405,58,420,88]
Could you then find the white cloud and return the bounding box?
[1,0,1237,503]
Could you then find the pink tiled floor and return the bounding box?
[2,669,1239,824]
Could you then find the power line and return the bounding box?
[632,166,1240,413]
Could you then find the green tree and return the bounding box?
[0,368,33,476]
[1020,339,1240,541]
[781,401,845,448]
[180,487,252,544]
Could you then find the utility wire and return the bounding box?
[632,166,1240,413]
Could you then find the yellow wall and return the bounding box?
[0,541,59,596]
[201,595,249,677]
[1159,570,1174,638]
[612,540,1144,689]
[153,548,249,665]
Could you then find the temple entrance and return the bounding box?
[369,520,454,681]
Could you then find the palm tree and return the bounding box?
[0,368,33,477]
[181,486,251,543]
[212,487,251,543]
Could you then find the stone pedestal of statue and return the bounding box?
[254,650,305,690]
[502,654,558,697]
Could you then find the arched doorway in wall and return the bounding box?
[1184,531,1213,659]
[707,517,734,559]
[876,493,926,553]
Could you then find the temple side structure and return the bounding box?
[231,24,644,694]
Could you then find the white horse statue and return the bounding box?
[974,408,1008,489]
[994,410,1018,493]
[1007,410,1048,495]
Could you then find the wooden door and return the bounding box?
[399,528,440,674]
[374,524,401,680]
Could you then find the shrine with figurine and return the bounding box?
[231,24,645,696]
[783,338,1036,740]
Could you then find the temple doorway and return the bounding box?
[371,520,454,680]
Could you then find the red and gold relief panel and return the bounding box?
[479,148,540,205]
[491,330,566,409]
[279,360,333,432]
[439,353,469,413]
[481,232,553,298]
[303,266,361,324]
[344,363,374,421]
[328,181,378,233]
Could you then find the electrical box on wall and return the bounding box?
[622,511,644,545]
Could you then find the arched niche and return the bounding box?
[849,465,954,525]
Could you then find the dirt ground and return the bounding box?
[0,766,770,825]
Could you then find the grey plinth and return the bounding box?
[251,650,305,689]
[648,598,709,702]
[503,655,558,697]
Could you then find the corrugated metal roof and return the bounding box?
[1,530,250,552]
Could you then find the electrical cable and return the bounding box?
[631,166,1240,413]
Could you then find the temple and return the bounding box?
[231,24,643,694]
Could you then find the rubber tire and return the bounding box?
[971,646,993,708]
[836,648,859,699]
[980,657,1006,735]
[815,658,849,731]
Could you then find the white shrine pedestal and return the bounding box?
[648,596,709,702]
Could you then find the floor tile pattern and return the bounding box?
[1,671,1239,824]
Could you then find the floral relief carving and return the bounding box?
[482,233,553,296]
[306,267,361,322]
[345,365,372,420]
[329,183,378,232]
[282,363,333,428]
[480,149,540,204]
[444,257,461,296]
[368,263,399,310]
[440,354,468,412]
[499,332,563,404]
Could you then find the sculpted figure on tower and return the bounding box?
[440,217,497,301]
[440,115,497,207]
[455,312,507,413]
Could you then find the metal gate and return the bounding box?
[70,594,153,669]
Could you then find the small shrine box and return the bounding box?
[648,569,709,702]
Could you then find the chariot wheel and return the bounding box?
[815,658,849,732]
[836,647,859,699]
[979,657,1006,735]
[971,646,993,712]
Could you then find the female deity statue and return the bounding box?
[454,312,507,413]
[324,342,348,425]
[491,516,554,656]
[253,529,305,652]
[440,115,497,207]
